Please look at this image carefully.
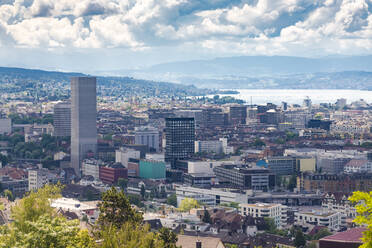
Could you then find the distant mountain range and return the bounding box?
[120,55,372,90]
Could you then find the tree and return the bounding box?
[140,184,146,199]
[253,138,265,147]
[0,214,95,248]
[11,184,62,232]
[167,193,177,207]
[294,229,306,248]
[349,191,372,248]
[117,178,128,191]
[97,187,143,229]
[3,189,13,201]
[178,198,200,212]
[202,210,211,224]
[99,222,163,248]
[128,194,145,208]
[312,228,332,240]
[158,227,178,248]
[0,184,94,248]
[263,217,277,234]
[287,175,297,191]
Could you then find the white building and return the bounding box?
[82,159,103,179]
[240,203,288,229]
[331,122,370,134]
[115,147,140,167]
[195,140,223,154]
[295,211,344,231]
[28,169,48,191]
[322,194,356,219]
[0,119,11,135]
[175,185,248,206]
[344,159,372,173]
[135,126,160,152]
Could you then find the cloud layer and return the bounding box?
[0,0,372,58]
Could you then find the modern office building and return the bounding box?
[195,140,224,154]
[99,163,128,184]
[266,157,296,175]
[71,77,97,177]
[214,165,275,191]
[139,160,166,179]
[165,117,195,165]
[134,126,160,152]
[53,101,71,137]
[229,105,247,125]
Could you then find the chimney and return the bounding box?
[196,241,202,248]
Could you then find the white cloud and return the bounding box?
[0,0,371,57]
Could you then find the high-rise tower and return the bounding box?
[71,77,97,177]
[165,117,195,166]
[53,101,71,137]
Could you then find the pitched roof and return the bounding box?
[320,227,366,243]
[177,235,224,248]
[345,159,368,168]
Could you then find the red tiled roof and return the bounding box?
[345,159,368,168]
[320,227,366,243]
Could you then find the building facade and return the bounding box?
[28,169,48,191]
[139,160,166,179]
[295,211,343,231]
[71,77,97,177]
[53,101,71,137]
[134,126,160,152]
[214,165,275,191]
[240,203,288,228]
[165,118,195,165]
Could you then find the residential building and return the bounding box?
[115,147,140,167]
[344,159,372,173]
[295,211,344,231]
[319,227,365,248]
[139,160,166,179]
[298,172,372,193]
[28,169,48,191]
[53,101,71,137]
[322,193,356,218]
[0,176,28,198]
[165,117,195,165]
[176,235,225,248]
[134,126,160,152]
[71,77,97,177]
[81,159,102,179]
[240,203,288,228]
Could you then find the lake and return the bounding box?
[214,89,372,105]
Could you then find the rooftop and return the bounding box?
[320,227,366,243]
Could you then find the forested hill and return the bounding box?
[0,67,212,100]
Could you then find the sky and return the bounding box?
[0,0,372,72]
